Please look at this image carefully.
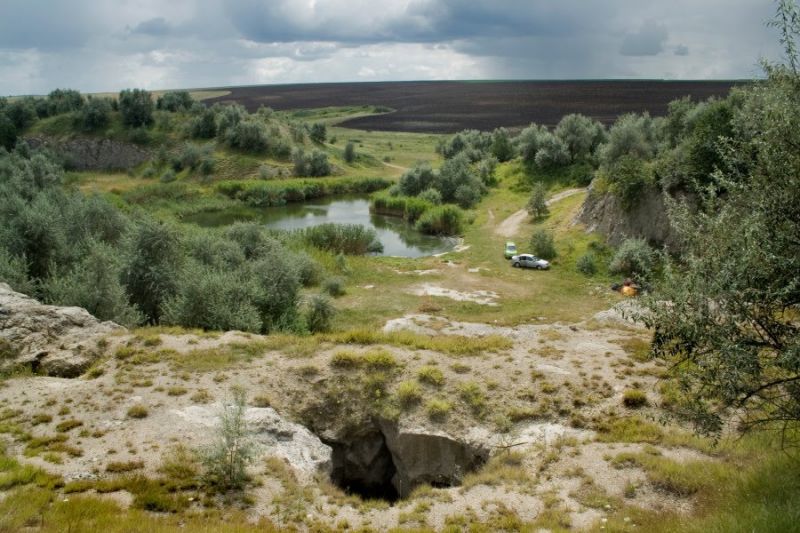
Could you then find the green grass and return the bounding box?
[417,365,445,386]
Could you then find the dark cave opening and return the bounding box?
[327,431,400,503]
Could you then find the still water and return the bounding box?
[184,196,456,258]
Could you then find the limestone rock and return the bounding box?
[380,421,489,497]
[0,283,123,377]
[25,135,152,171]
[172,405,332,482]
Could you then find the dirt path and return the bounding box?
[382,161,408,172]
[495,187,587,238]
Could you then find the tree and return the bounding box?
[530,229,556,260]
[79,97,111,131]
[639,61,800,441]
[118,89,154,128]
[46,89,84,116]
[121,219,182,323]
[554,114,605,162]
[491,128,514,162]
[399,163,436,196]
[344,142,356,163]
[0,113,17,150]
[157,90,193,112]
[526,183,549,219]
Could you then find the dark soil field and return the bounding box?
[204,80,740,133]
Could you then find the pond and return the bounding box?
[184,196,456,258]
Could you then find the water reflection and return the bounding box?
[183,196,455,258]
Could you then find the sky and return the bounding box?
[0,0,785,96]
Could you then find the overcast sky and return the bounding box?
[0,0,784,96]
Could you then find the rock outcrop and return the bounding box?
[25,135,152,171]
[0,283,123,377]
[171,405,333,483]
[576,183,682,249]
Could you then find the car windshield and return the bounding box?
[508,245,516,251]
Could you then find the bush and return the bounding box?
[225,119,269,153]
[308,122,326,143]
[526,183,549,219]
[343,142,356,163]
[0,113,17,150]
[306,294,335,333]
[414,205,464,236]
[609,238,656,279]
[292,148,330,177]
[609,155,652,210]
[576,253,597,276]
[530,230,556,260]
[417,188,442,205]
[160,169,176,183]
[323,277,345,297]
[491,127,514,162]
[46,89,85,116]
[399,164,436,196]
[554,114,606,162]
[188,108,217,138]
[534,133,570,168]
[118,89,154,128]
[425,399,452,420]
[599,113,658,167]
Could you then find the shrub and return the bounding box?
[399,164,437,196]
[417,188,442,205]
[362,349,399,370]
[160,169,176,183]
[323,277,345,297]
[188,108,217,138]
[609,238,656,279]
[202,387,253,491]
[308,122,326,143]
[609,155,652,210]
[530,230,556,260]
[292,148,331,177]
[225,119,269,153]
[554,113,606,162]
[526,183,549,219]
[622,389,648,408]
[396,381,422,407]
[414,205,464,236]
[599,113,658,167]
[576,253,597,276]
[343,142,356,163]
[127,404,148,419]
[491,127,514,162]
[306,294,335,333]
[534,133,570,168]
[118,89,154,128]
[330,350,362,369]
[417,365,444,386]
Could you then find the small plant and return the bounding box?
[417,365,444,386]
[190,389,212,404]
[106,460,145,473]
[331,350,362,369]
[202,386,253,491]
[306,294,336,333]
[251,395,271,408]
[167,386,188,396]
[323,277,346,297]
[576,253,597,276]
[32,413,53,425]
[458,381,486,414]
[344,142,356,163]
[396,381,423,408]
[425,399,452,420]
[622,389,648,408]
[127,404,149,419]
[56,419,83,432]
[363,349,399,370]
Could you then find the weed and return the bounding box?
[55,419,83,432]
[417,365,444,386]
[425,399,452,420]
[396,380,423,408]
[106,460,145,473]
[127,404,149,419]
[623,389,648,408]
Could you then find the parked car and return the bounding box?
[511,254,550,270]
[504,241,517,259]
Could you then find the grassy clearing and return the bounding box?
[322,329,512,356]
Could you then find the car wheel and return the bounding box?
[513,262,520,268]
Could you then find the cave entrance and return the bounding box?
[327,431,399,503]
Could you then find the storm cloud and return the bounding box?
[0,0,783,95]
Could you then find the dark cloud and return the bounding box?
[674,44,689,56]
[0,0,95,49]
[132,18,172,37]
[620,20,668,56]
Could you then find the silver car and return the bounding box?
[511,254,550,270]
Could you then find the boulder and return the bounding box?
[0,283,123,377]
[171,405,332,482]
